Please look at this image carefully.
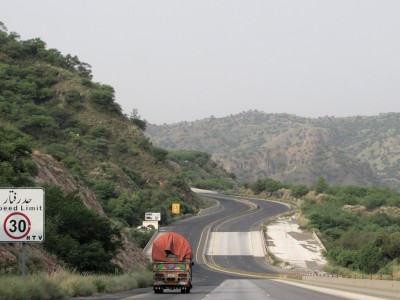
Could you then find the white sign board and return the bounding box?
[145,212,161,221]
[0,188,45,243]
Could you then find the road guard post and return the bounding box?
[0,188,45,275]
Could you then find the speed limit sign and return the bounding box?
[0,188,44,243]
[4,212,31,239]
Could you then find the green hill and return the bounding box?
[0,22,207,274]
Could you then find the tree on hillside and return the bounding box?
[250,179,266,194]
[0,125,37,186]
[264,178,283,193]
[291,184,309,198]
[314,176,329,194]
[90,84,121,114]
[44,185,121,273]
[129,109,147,131]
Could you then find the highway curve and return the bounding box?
[74,193,381,300]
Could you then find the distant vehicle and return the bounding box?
[151,232,193,294]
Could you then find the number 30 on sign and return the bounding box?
[4,212,31,239]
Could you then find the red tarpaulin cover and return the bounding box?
[152,232,193,262]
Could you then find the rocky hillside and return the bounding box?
[0,22,201,274]
[0,152,148,273]
[147,111,400,189]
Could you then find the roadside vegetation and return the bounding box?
[245,176,400,279]
[167,150,236,191]
[0,268,152,300]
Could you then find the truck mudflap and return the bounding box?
[153,285,191,294]
[153,278,191,289]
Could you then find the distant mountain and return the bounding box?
[146,110,400,189]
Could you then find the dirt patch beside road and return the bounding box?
[265,215,326,273]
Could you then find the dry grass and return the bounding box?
[0,268,153,299]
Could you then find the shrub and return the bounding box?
[152,147,168,162]
[250,179,266,194]
[90,85,121,114]
[90,179,118,203]
[65,89,84,108]
[364,196,387,210]
[17,114,59,140]
[0,125,36,186]
[122,167,143,185]
[44,185,121,273]
[86,138,109,156]
[354,243,388,273]
[90,125,111,139]
[108,195,141,226]
[314,176,329,194]
[45,144,69,161]
[194,178,233,191]
[327,247,357,268]
[130,229,154,248]
[291,184,309,198]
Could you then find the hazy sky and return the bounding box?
[2,1,400,124]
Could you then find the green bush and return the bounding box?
[152,147,168,162]
[65,89,84,109]
[290,184,309,198]
[130,229,154,248]
[45,144,69,161]
[314,176,329,194]
[122,167,143,185]
[17,114,59,140]
[90,85,121,114]
[354,243,388,273]
[364,196,387,210]
[250,178,283,194]
[376,233,400,260]
[250,179,267,194]
[86,138,109,156]
[108,195,141,226]
[91,180,118,203]
[323,228,343,241]
[44,185,121,273]
[90,125,111,139]
[0,125,36,186]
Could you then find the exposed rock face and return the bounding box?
[0,243,60,274]
[147,111,400,189]
[113,229,149,270]
[32,152,105,216]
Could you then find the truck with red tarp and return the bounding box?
[151,232,193,294]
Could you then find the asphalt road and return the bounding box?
[73,193,365,300]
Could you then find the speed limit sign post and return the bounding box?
[0,188,45,243]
